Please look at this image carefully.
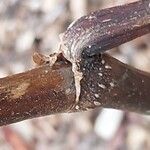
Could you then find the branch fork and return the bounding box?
[0,0,150,126]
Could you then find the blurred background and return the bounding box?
[0,0,150,150]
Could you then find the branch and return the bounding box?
[62,0,150,57]
[0,0,150,126]
[0,54,150,126]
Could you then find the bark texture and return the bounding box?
[0,54,150,126]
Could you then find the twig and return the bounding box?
[0,54,150,126]
[0,0,150,126]
[61,0,150,58]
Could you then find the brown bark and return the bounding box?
[0,54,150,126]
[0,0,150,126]
[62,0,150,57]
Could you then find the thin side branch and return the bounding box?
[62,0,150,57]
